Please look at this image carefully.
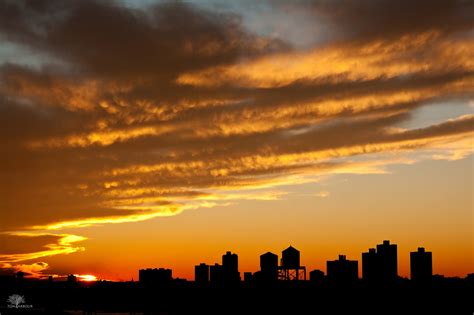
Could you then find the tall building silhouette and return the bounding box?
[210,263,223,286]
[326,255,358,286]
[362,240,398,285]
[260,252,278,282]
[362,248,378,284]
[222,251,240,285]
[377,240,397,282]
[410,247,432,284]
[194,263,209,285]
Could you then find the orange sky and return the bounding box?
[0,0,472,281]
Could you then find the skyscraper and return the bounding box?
[195,263,209,285]
[222,251,240,285]
[377,240,398,283]
[210,263,223,286]
[362,248,378,284]
[362,240,398,285]
[410,247,432,284]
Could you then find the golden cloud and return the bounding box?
[177,32,473,88]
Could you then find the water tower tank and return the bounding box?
[281,246,300,269]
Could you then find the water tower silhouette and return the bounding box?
[278,246,306,281]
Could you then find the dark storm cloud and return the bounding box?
[0,0,286,78]
[302,0,474,41]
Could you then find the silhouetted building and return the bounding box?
[210,263,223,286]
[362,240,398,285]
[309,269,325,285]
[194,263,209,285]
[139,268,172,286]
[222,251,240,285]
[362,248,378,284]
[327,255,358,286]
[279,246,306,280]
[410,247,432,284]
[260,252,278,282]
[223,251,238,273]
[377,240,397,283]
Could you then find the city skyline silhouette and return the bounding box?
[2,239,469,284]
[1,238,473,314]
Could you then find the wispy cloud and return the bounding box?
[0,233,86,264]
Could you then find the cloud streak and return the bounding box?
[0,233,86,275]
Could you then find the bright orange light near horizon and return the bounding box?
[77,274,97,282]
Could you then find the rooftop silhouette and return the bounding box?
[410,247,433,285]
[327,255,358,286]
[0,240,472,314]
[362,240,398,286]
[279,245,306,281]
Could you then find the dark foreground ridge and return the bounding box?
[0,240,473,314]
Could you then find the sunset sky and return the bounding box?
[0,0,472,281]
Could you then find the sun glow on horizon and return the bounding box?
[77,274,98,282]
